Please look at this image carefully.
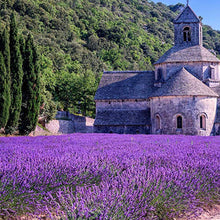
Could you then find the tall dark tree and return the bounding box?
[19,35,25,60]
[5,13,23,134]
[0,28,11,128]
[32,36,41,128]
[0,52,10,128]
[0,28,11,76]
[19,34,41,135]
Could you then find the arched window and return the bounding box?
[200,115,206,129]
[177,116,183,129]
[183,27,191,42]
[155,115,161,130]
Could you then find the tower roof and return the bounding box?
[151,68,219,98]
[174,5,200,23]
[154,45,220,65]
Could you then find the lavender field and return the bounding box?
[0,134,219,219]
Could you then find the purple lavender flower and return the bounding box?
[0,134,219,219]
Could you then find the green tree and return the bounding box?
[80,70,98,117]
[0,28,11,76]
[19,34,25,60]
[55,71,81,111]
[39,90,56,123]
[0,52,10,128]
[19,34,41,135]
[5,13,23,134]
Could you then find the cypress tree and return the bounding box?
[32,36,41,131]
[0,28,11,128]
[19,34,41,135]
[1,28,11,76]
[5,13,23,134]
[19,35,25,60]
[0,52,10,128]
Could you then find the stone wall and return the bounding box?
[150,96,217,136]
[94,125,150,134]
[174,23,202,46]
[96,99,150,110]
[55,111,94,133]
[94,100,151,134]
[45,120,75,134]
[33,111,94,135]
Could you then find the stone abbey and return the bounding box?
[94,4,220,136]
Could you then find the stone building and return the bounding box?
[94,4,220,136]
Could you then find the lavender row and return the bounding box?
[0,134,219,219]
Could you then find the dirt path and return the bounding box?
[197,214,220,220]
[196,205,220,220]
[178,205,220,220]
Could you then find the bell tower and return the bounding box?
[174,5,202,47]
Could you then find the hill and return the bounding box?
[1,0,220,117]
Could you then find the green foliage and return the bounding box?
[0,27,11,128]
[19,34,25,60]
[0,28,11,75]
[19,34,41,135]
[5,13,23,134]
[0,52,10,128]
[39,90,56,122]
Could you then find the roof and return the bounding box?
[174,5,200,23]
[94,109,150,126]
[94,71,154,100]
[154,45,220,65]
[151,68,219,98]
[210,86,220,96]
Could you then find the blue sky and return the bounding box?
[151,0,220,31]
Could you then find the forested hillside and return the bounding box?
[0,0,220,117]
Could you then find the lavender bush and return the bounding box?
[0,134,219,219]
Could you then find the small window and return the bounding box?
[177,116,182,129]
[157,68,163,81]
[200,27,202,42]
[200,115,206,129]
[155,115,161,130]
[210,67,215,79]
[183,27,191,42]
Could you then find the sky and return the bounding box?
[151,0,220,31]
